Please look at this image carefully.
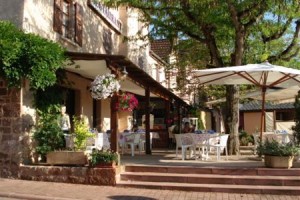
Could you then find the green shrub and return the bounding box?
[33,86,65,162]
[73,116,94,150]
[257,139,300,156]
[33,112,64,161]
[89,149,118,166]
[239,130,254,146]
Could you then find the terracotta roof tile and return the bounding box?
[240,101,294,111]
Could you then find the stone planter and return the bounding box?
[93,161,116,168]
[264,155,294,168]
[47,151,87,165]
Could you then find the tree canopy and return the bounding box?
[105,0,300,67]
[0,21,66,89]
[104,0,300,154]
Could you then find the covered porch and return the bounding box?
[65,52,190,155]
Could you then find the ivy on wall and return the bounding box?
[0,20,66,90]
[0,20,69,161]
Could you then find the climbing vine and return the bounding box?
[0,20,66,89]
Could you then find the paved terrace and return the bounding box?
[120,149,268,168]
[1,149,300,200]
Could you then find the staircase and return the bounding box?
[117,165,300,195]
[239,145,255,155]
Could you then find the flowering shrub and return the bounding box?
[90,73,120,100]
[116,92,139,111]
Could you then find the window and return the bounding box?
[276,111,294,121]
[53,0,83,46]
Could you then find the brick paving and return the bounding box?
[1,150,300,199]
[0,178,299,200]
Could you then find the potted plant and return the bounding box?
[90,73,120,100]
[46,115,93,166]
[89,149,118,168]
[115,92,139,112]
[73,115,94,150]
[257,139,300,168]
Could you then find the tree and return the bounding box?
[293,91,300,145]
[104,0,300,154]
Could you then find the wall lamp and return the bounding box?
[119,66,128,80]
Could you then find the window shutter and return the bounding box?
[53,0,63,34]
[75,3,83,46]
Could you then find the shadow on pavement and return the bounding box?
[108,195,156,200]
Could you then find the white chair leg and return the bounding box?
[216,147,220,161]
[225,147,228,161]
[176,146,178,157]
[130,144,134,157]
[182,147,185,160]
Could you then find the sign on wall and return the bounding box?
[88,0,122,34]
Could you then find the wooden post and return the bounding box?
[165,99,170,127]
[110,94,118,152]
[145,87,151,154]
[177,102,182,134]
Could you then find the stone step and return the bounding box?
[120,172,300,186]
[117,180,300,195]
[124,165,300,176]
[118,165,300,194]
[239,145,255,150]
[239,150,255,155]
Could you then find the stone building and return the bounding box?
[0,0,189,177]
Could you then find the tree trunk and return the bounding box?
[224,85,240,155]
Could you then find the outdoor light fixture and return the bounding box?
[119,66,128,80]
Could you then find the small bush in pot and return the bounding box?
[257,139,300,168]
[257,139,300,157]
[89,149,118,167]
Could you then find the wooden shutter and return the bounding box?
[75,3,83,46]
[53,0,63,34]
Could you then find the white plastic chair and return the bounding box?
[122,133,141,156]
[191,133,211,160]
[168,125,175,140]
[85,136,96,154]
[206,134,229,161]
[175,134,195,160]
[139,133,146,151]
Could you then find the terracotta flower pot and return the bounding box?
[264,155,294,168]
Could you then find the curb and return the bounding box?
[0,192,78,200]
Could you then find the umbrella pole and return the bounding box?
[260,87,267,141]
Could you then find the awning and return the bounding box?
[65,52,188,106]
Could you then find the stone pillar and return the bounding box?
[0,78,22,177]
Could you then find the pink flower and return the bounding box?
[116,92,139,112]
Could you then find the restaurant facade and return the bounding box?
[0,0,190,177]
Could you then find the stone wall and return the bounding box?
[19,165,116,186]
[0,78,22,177]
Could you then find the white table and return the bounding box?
[86,132,110,152]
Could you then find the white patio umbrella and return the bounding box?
[206,86,300,105]
[192,61,300,139]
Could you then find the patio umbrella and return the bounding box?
[206,86,300,105]
[192,61,300,139]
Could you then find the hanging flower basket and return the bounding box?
[90,73,120,100]
[116,92,139,112]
